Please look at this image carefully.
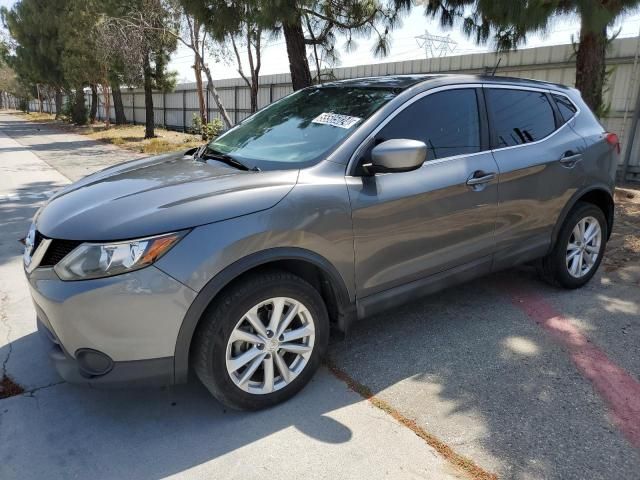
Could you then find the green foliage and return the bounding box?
[60,96,75,121]
[421,0,640,52]
[1,0,67,88]
[191,113,223,140]
[59,0,103,88]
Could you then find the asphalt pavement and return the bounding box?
[1,113,639,480]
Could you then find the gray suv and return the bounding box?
[24,75,619,409]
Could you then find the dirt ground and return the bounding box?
[13,111,202,154]
[606,184,640,271]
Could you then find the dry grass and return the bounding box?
[605,185,640,270]
[78,124,203,154]
[14,111,57,123]
[15,112,203,155]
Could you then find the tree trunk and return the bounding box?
[283,15,312,91]
[575,24,607,115]
[36,84,43,113]
[102,84,111,129]
[72,88,87,125]
[112,82,126,125]
[202,64,233,129]
[194,58,207,139]
[250,85,258,114]
[143,52,155,139]
[89,84,98,123]
[55,88,63,119]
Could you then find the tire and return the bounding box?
[537,202,607,289]
[192,269,329,410]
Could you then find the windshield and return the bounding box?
[208,86,398,170]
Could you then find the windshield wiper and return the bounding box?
[194,145,260,172]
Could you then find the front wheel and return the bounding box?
[538,202,607,289]
[192,270,329,410]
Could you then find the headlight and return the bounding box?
[54,231,186,281]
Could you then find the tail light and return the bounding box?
[605,132,621,154]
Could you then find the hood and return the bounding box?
[35,151,298,241]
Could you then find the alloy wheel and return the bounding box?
[566,216,602,278]
[225,297,316,395]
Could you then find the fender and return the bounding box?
[172,247,353,384]
[549,183,614,252]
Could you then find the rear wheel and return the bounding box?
[192,270,329,410]
[538,202,607,289]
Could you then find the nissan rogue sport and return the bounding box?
[24,75,619,410]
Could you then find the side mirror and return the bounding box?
[363,139,427,175]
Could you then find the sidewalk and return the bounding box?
[0,113,144,181]
[0,111,465,480]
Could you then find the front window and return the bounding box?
[209,87,398,170]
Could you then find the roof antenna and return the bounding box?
[489,57,502,76]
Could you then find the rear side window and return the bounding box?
[486,88,556,148]
[376,89,481,160]
[552,93,578,123]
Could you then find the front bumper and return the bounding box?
[27,265,197,386]
[37,318,174,387]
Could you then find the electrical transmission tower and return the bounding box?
[415,30,458,58]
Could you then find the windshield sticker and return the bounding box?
[312,112,362,129]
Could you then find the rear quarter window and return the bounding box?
[552,93,578,123]
[486,88,556,148]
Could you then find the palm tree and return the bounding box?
[418,0,640,115]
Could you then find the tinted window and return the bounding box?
[552,93,578,123]
[376,89,481,160]
[486,89,556,148]
[209,87,398,170]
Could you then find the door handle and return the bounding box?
[466,171,497,186]
[559,151,582,167]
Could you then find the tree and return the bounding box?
[266,1,408,90]
[97,0,178,137]
[181,0,264,114]
[60,0,106,124]
[420,0,640,115]
[1,0,68,117]
[152,0,232,128]
[0,59,19,109]
[184,13,208,126]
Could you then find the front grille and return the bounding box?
[33,230,43,251]
[39,238,83,267]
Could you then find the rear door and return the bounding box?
[485,86,587,269]
[346,86,500,298]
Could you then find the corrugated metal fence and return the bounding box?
[20,36,640,178]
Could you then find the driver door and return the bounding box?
[346,87,499,300]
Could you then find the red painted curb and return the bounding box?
[508,288,640,450]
